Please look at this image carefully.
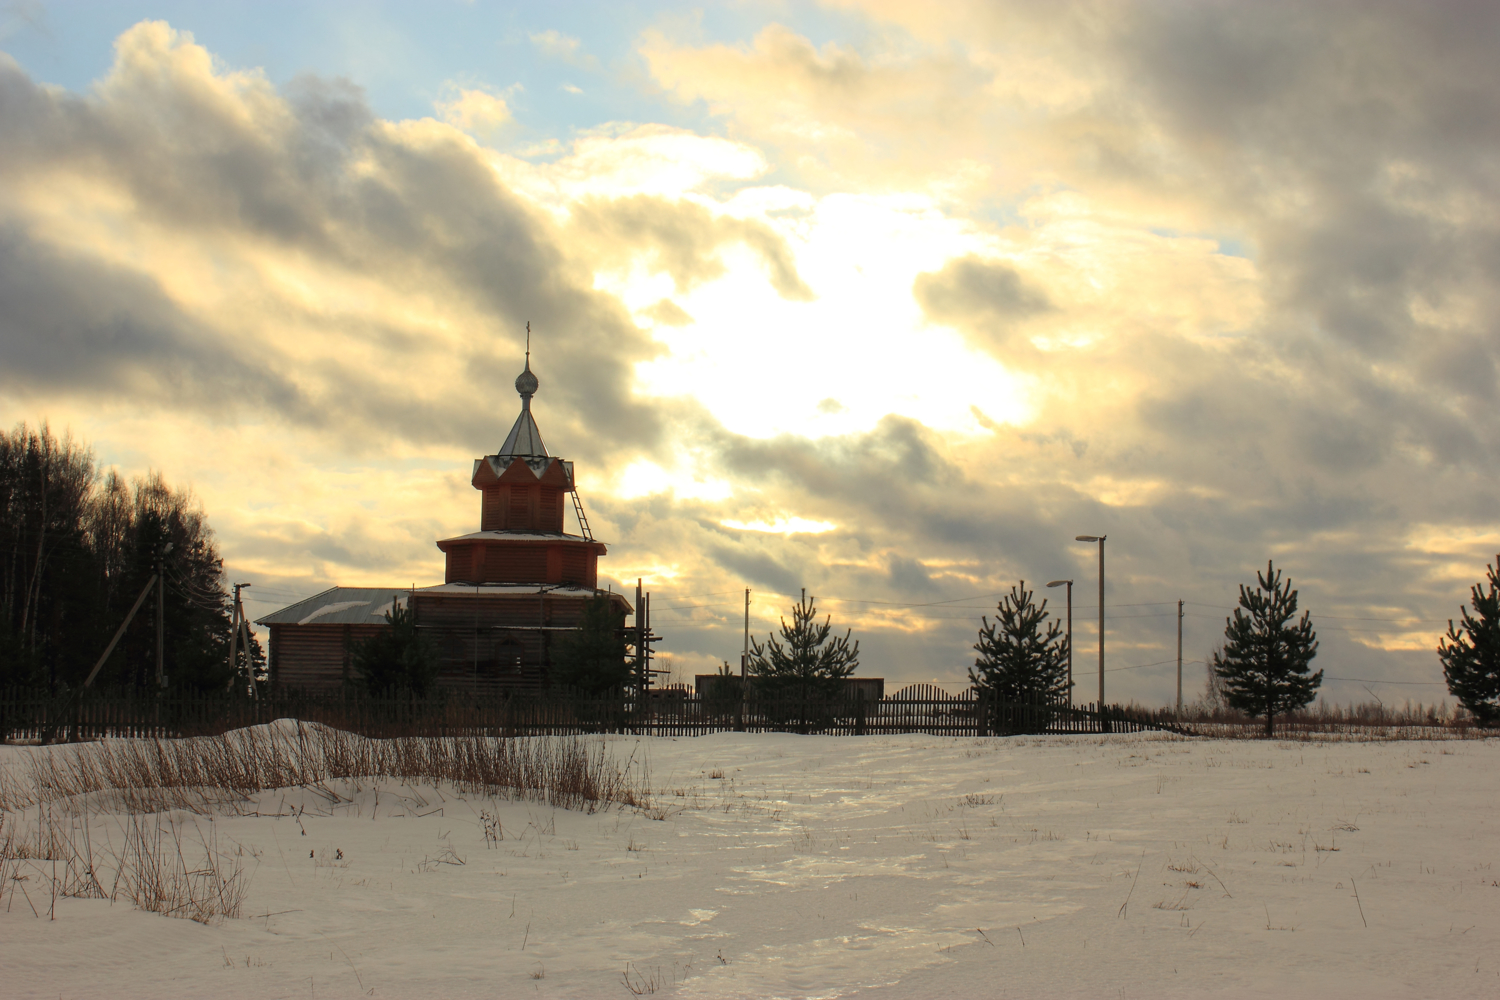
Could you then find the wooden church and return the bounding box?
[257,354,635,691]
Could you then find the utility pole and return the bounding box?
[229,582,250,688]
[742,588,750,679]
[1176,599,1184,723]
[229,583,254,696]
[1098,540,1105,708]
[38,572,159,744]
[241,616,258,698]
[228,584,240,684]
[155,543,172,690]
[1047,580,1073,705]
[635,578,645,693]
[1075,535,1106,709]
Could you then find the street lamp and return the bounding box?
[1046,580,1073,704]
[1075,535,1106,709]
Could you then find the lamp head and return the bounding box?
[1075,535,1101,543]
[1046,580,1072,588]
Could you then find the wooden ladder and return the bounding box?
[570,490,595,541]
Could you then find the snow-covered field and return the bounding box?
[3,731,1497,999]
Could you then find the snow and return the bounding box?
[296,602,371,625]
[3,732,1498,998]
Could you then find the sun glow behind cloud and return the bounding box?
[623,193,1035,441]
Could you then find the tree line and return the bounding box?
[0,423,255,693]
[968,556,1500,733]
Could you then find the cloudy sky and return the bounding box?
[4,1,1497,704]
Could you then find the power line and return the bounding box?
[1311,614,1447,624]
[817,591,1008,609]
[1106,657,1202,673]
[652,601,741,611]
[1187,600,1447,625]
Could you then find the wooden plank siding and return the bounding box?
[480,484,566,532]
[269,595,603,695]
[269,623,388,692]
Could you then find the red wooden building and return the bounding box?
[258,357,633,691]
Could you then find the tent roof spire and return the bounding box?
[499,322,547,461]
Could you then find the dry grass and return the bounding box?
[113,813,247,922]
[0,721,646,925]
[0,806,244,924]
[1166,697,1500,741]
[0,721,649,816]
[621,962,678,995]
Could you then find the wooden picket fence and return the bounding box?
[0,684,1201,742]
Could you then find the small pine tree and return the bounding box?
[550,592,631,695]
[1212,561,1321,736]
[1437,557,1500,726]
[969,581,1070,711]
[747,589,859,702]
[354,601,439,697]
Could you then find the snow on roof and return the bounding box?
[415,582,633,611]
[435,530,595,544]
[254,587,410,626]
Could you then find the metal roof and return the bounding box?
[254,587,411,626]
[256,584,633,624]
[418,581,626,606]
[498,358,549,461]
[498,405,548,462]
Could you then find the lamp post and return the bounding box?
[1075,535,1106,709]
[1046,579,1073,704]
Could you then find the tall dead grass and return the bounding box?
[0,721,642,923]
[0,720,647,815]
[0,805,245,923]
[113,813,247,922]
[1138,696,1498,741]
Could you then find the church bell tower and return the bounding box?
[434,354,607,586]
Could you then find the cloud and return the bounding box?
[706,542,802,596]
[529,29,600,71]
[639,22,995,191]
[914,255,1050,361]
[497,124,769,202]
[643,298,694,327]
[0,22,660,464]
[568,194,814,300]
[7,11,1497,704]
[435,86,512,135]
[630,2,1500,697]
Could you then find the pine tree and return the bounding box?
[1212,561,1321,736]
[0,424,245,693]
[969,581,1070,730]
[747,589,859,701]
[353,601,438,697]
[1437,556,1500,726]
[551,592,630,695]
